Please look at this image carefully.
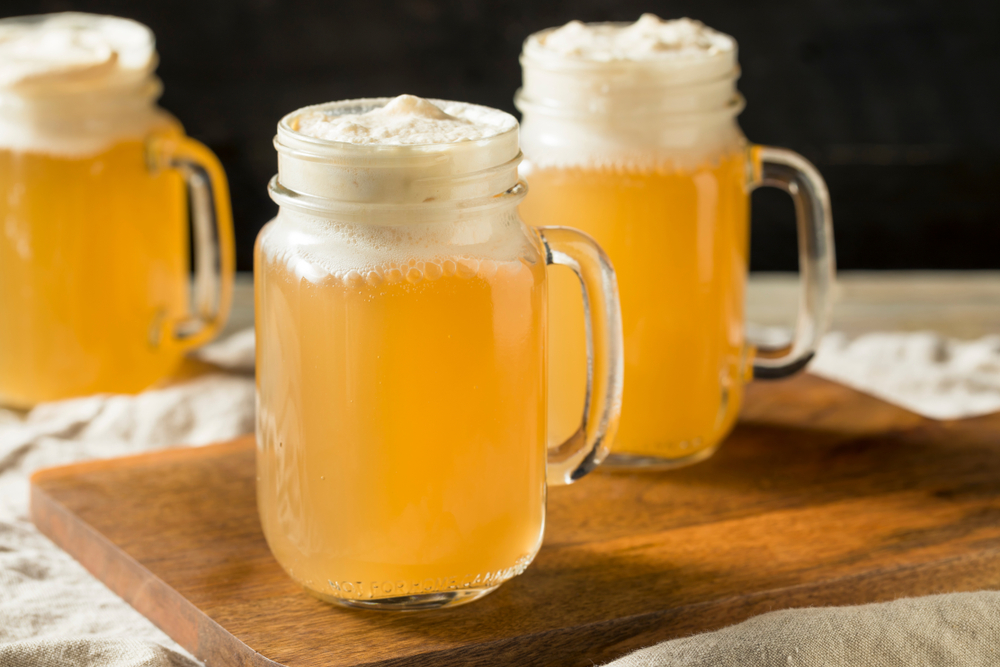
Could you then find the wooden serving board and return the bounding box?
[30,375,1000,667]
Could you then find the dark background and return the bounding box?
[7,0,999,272]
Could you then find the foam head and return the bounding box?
[265,96,533,284]
[0,13,163,156]
[516,15,744,169]
[522,14,735,82]
[0,12,156,96]
[274,95,520,206]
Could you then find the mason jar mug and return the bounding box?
[255,97,624,610]
[0,13,235,407]
[516,17,835,468]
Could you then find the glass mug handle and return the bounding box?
[748,146,836,379]
[538,227,625,486]
[147,135,236,349]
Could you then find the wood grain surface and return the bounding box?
[29,374,1000,666]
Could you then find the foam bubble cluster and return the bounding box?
[259,208,539,287]
[281,254,530,289]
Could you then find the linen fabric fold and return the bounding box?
[605,591,1000,666]
[810,332,1000,420]
[0,330,255,667]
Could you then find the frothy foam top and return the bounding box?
[528,14,734,64]
[275,97,521,207]
[517,15,742,170]
[289,94,516,146]
[0,13,156,95]
[0,13,164,156]
[270,98,530,283]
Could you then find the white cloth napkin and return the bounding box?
[810,332,1000,420]
[0,329,256,667]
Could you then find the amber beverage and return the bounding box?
[256,236,549,601]
[522,154,750,460]
[255,97,623,610]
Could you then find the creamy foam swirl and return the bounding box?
[526,14,735,64]
[0,13,167,156]
[290,94,516,146]
[0,12,156,95]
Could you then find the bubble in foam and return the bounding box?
[498,260,523,279]
[424,262,443,281]
[457,259,479,279]
[478,260,498,280]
